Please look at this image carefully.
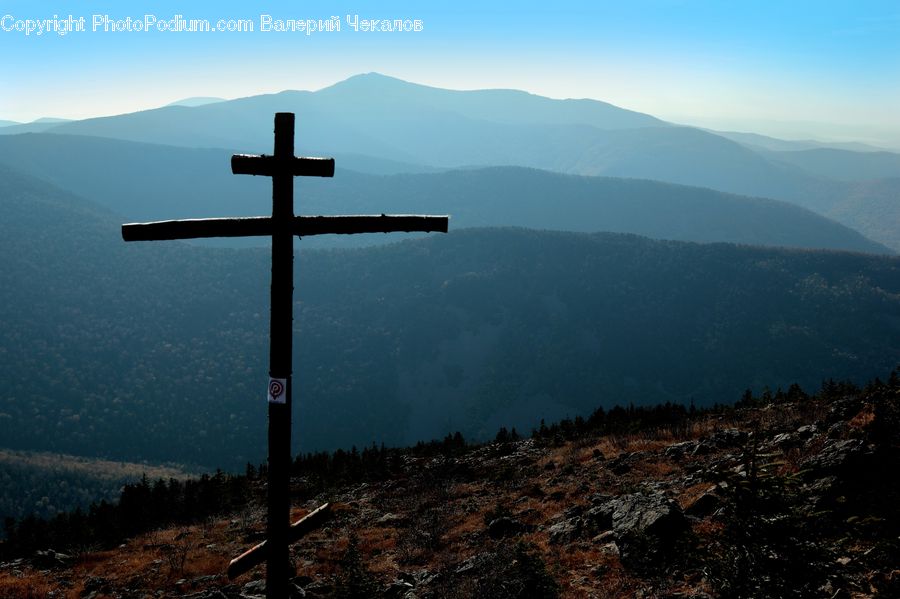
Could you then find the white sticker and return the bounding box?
[268,378,287,404]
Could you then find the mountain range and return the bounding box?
[3,73,898,251]
[2,74,900,466]
[0,133,888,254]
[2,64,900,599]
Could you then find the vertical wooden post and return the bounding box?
[268,112,294,598]
[122,111,447,593]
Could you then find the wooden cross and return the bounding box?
[122,112,448,598]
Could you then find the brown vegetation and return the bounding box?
[1,377,898,597]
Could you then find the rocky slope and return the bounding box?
[1,377,898,598]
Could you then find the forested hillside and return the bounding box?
[2,164,899,469]
[0,451,190,528]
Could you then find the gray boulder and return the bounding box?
[547,517,582,544]
[594,492,688,570]
[801,439,866,478]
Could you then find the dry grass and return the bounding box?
[45,521,237,597]
[355,527,398,563]
[676,482,715,511]
[781,433,826,474]
[7,394,880,598]
[849,405,875,430]
[311,533,350,577]
[606,433,679,455]
[691,414,745,437]
[631,458,679,479]
[448,481,486,499]
[692,517,726,538]
[0,571,60,599]
[586,576,637,599]
[538,540,637,599]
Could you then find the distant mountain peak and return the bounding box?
[345,71,403,82]
[309,72,665,131]
[318,72,420,93]
[165,96,227,108]
[323,72,587,100]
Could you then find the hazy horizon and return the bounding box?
[4,71,900,152]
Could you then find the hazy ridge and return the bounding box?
[1,163,898,470]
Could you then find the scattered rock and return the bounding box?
[684,487,722,517]
[692,442,715,456]
[665,441,698,460]
[801,439,866,478]
[826,397,864,424]
[302,580,333,597]
[608,453,633,474]
[768,432,801,450]
[178,591,228,599]
[3,385,896,599]
[564,504,585,518]
[589,493,614,505]
[796,424,818,439]
[583,505,614,534]
[798,475,839,512]
[0,558,25,570]
[32,549,71,569]
[455,553,491,575]
[594,492,688,570]
[827,422,848,439]
[680,429,750,458]
[548,517,582,544]
[376,512,407,526]
[81,576,111,598]
[411,569,438,587]
[709,428,749,447]
[241,579,265,597]
[383,579,415,598]
[599,492,687,538]
[191,575,218,587]
[487,516,524,539]
[592,530,616,544]
[288,582,307,599]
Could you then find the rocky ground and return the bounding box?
[1,381,898,598]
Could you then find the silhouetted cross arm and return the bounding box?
[231,154,335,178]
[122,214,449,241]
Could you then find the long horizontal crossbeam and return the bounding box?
[122,214,449,242]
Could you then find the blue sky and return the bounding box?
[2,0,899,145]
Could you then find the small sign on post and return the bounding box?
[122,112,448,599]
[268,378,287,404]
